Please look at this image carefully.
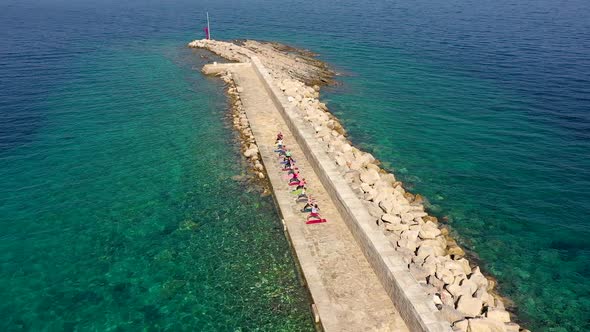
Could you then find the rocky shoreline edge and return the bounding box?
[189,39,528,332]
[223,71,268,183]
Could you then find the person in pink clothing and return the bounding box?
[289,171,300,183]
[295,178,306,190]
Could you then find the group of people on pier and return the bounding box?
[275,132,326,224]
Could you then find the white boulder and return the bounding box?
[456,296,483,317]
[485,309,511,323]
[360,168,380,185]
[379,198,395,213]
[381,213,401,224]
[467,318,507,332]
[419,221,441,239]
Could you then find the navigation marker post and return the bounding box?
[206,12,211,40]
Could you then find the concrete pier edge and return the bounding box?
[249,56,453,332]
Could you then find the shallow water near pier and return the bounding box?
[2,0,589,331]
[0,14,314,330]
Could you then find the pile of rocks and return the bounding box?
[191,39,527,332]
[189,39,335,87]
[275,76,525,332]
[217,70,265,180]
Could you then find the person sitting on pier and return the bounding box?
[307,204,320,220]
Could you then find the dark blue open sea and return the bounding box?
[1,0,589,331]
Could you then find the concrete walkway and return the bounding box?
[228,64,410,332]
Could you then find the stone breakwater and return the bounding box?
[189,39,527,332]
[221,69,267,181]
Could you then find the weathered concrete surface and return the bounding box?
[218,62,410,332]
[202,62,250,75]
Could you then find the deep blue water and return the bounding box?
[1,0,589,331]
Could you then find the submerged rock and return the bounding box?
[423,215,439,223]
[179,220,200,231]
[448,244,466,258]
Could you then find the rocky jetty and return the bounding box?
[189,39,335,86]
[190,39,527,332]
[216,70,267,183]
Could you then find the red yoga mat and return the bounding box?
[306,219,327,224]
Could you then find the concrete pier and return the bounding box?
[203,59,452,332]
[193,38,521,332]
[232,63,410,331]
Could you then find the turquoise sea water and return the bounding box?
[2,0,589,331]
[0,4,314,330]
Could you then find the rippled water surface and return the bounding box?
[1,0,589,331]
